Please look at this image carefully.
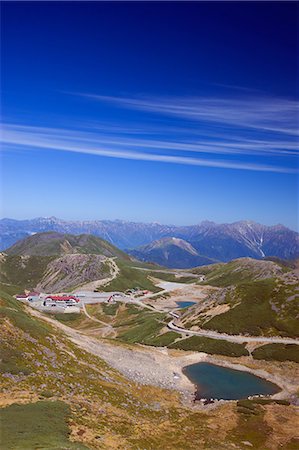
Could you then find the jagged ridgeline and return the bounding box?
[1,218,299,268]
[0,232,158,293]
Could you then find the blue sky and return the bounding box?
[1,1,298,229]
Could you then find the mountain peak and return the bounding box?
[5,231,131,260]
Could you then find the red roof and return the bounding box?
[46,295,79,303]
[16,294,28,298]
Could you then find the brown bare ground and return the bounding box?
[265,404,299,449]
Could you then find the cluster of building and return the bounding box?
[15,286,148,315]
[125,287,150,296]
[15,291,81,313]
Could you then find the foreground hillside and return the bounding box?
[1,287,299,449]
[0,232,159,293]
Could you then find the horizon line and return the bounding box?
[0,215,296,232]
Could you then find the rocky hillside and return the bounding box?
[0,252,112,293]
[1,232,158,293]
[1,231,131,293]
[1,218,298,266]
[129,237,216,268]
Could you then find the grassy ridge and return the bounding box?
[169,335,249,357]
[5,231,131,260]
[252,344,299,363]
[197,259,282,287]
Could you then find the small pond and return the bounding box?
[176,301,196,309]
[183,362,280,401]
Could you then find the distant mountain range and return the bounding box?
[1,217,298,268]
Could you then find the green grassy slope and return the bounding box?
[116,310,166,344]
[99,260,161,293]
[200,280,298,337]
[1,401,88,449]
[180,277,299,338]
[83,301,169,345]
[1,255,54,291]
[194,258,284,287]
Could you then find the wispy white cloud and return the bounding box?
[76,92,299,136]
[1,123,297,174]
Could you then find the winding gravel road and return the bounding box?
[168,320,299,345]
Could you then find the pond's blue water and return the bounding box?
[183,363,280,400]
[176,301,196,308]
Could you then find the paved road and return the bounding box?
[168,320,299,345]
[133,266,204,279]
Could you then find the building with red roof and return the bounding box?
[16,293,29,300]
[44,295,80,307]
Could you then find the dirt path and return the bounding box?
[81,303,116,338]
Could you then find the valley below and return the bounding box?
[1,231,299,449]
[24,300,299,404]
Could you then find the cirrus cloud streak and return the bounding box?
[1,123,297,174]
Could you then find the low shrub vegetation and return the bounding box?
[169,335,249,357]
[142,331,178,347]
[116,309,167,344]
[252,344,299,363]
